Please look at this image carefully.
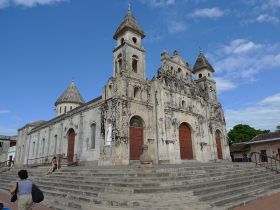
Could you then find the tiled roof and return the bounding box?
[55,81,85,106]
[193,52,214,73]
[250,131,280,142]
[113,6,145,40]
[230,143,250,153]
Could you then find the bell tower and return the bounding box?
[112,5,146,80]
[193,52,217,101]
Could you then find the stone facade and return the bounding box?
[15,7,230,166]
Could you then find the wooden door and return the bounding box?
[179,124,193,160]
[130,127,144,160]
[67,129,75,162]
[216,136,223,160]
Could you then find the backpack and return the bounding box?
[32,184,44,203]
[10,182,18,202]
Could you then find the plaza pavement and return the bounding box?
[0,190,52,210]
[1,189,280,210]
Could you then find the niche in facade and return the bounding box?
[132,55,139,73]
[134,87,141,99]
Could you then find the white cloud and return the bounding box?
[261,0,280,10]
[211,39,280,80]
[138,0,175,8]
[0,0,9,8]
[259,93,280,106]
[189,8,224,18]
[225,93,280,131]
[223,39,262,55]
[256,14,280,24]
[167,20,187,34]
[214,77,237,93]
[0,0,66,8]
[0,109,10,114]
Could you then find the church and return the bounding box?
[15,6,230,166]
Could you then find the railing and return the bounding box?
[250,152,280,173]
[27,153,79,168]
[0,160,14,168]
[27,154,64,168]
[232,157,251,162]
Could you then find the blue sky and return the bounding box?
[0,0,279,135]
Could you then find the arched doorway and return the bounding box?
[215,130,223,160]
[179,123,193,160]
[67,128,75,162]
[129,116,144,160]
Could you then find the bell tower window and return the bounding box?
[132,37,137,44]
[132,55,139,73]
[182,100,186,108]
[199,73,202,78]
[116,53,122,74]
[121,38,124,44]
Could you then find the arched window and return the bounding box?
[208,73,211,77]
[115,53,122,74]
[108,84,112,96]
[132,55,139,73]
[115,61,118,74]
[54,135,57,155]
[32,142,35,156]
[64,106,67,113]
[199,73,202,78]
[178,68,182,79]
[130,116,144,127]
[70,106,72,110]
[132,37,137,44]
[42,138,45,157]
[134,87,140,99]
[59,107,62,114]
[90,123,96,149]
[182,100,186,108]
[121,38,124,44]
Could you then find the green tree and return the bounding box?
[276,125,280,131]
[228,124,270,144]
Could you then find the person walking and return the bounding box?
[10,170,33,210]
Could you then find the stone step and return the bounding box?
[193,173,279,195]
[188,170,273,190]
[35,169,271,191]
[199,175,280,202]
[36,179,160,188]
[133,173,279,194]
[37,181,134,194]
[49,167,263,181]
[211,188,266,207]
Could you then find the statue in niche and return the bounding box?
[105,119,112,146]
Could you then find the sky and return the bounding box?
[0,0,279,135]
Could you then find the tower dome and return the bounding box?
[55,81,85,116]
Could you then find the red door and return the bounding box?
[68,129,75,162]
[216,137,223,160]
[130,127,144,160]
[179,124,193,160]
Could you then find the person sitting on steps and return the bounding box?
[47,156,58,175]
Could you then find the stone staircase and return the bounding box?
[1,162,280,210]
